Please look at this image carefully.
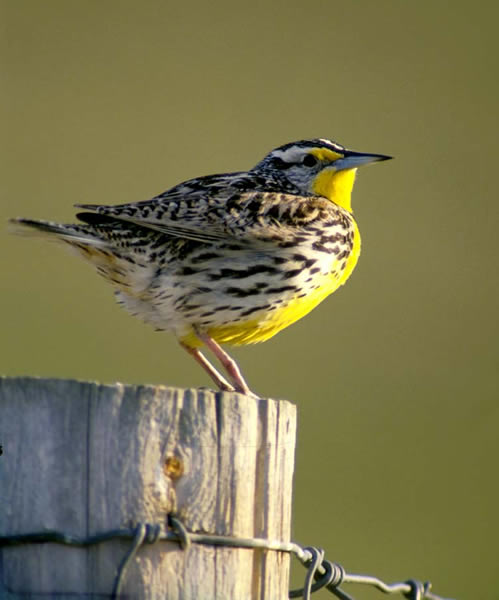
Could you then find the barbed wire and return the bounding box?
[0,515,453,600]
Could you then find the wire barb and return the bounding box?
[112,523,147,599]
[169,514,192,550]
[289,547,352,600]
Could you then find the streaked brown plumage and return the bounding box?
[11,138,391,396]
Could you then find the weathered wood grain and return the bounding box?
[0,377,296,599]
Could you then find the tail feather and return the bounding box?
[10,215,156,293]
[9,217,109,248]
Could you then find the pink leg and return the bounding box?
[194,330,257,397]
[180,342,235,393]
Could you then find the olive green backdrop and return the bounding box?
[1,1,498,598]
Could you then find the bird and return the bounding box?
[11,138,391,397]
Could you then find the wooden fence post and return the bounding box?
[0,377,296,599]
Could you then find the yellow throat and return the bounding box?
[312,167,357,212]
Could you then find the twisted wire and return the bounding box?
[0,518,453,600]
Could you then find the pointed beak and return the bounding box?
[333,150,393,172]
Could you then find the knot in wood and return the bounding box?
[164,455,184,480]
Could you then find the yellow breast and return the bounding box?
[183,167,362,348]
[196,221,361,347]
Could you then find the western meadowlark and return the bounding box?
[11,138,391,397]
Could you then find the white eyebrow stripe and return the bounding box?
[271,146,307,163]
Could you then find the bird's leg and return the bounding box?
[194,330,257,397]
[180,342,235,393]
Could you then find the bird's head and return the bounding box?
[254,138,392,212]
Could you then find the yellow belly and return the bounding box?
[207,280,339,345]
[182,221,361,347]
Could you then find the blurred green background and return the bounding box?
[1,1,498,598]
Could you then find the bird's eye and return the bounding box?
[302,154,318,167]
